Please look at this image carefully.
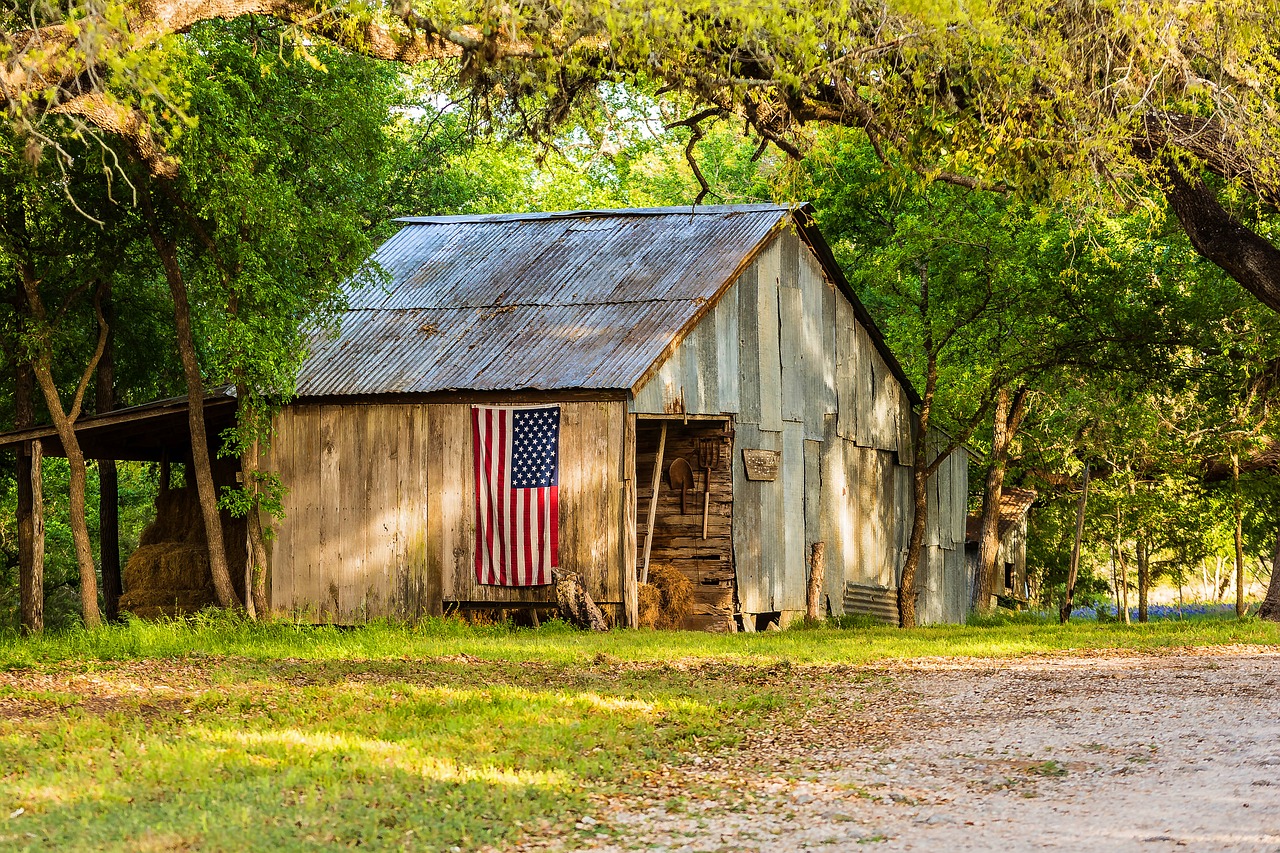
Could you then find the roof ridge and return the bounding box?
[393,203,797,225]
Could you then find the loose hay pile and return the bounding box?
[637,563,694,629]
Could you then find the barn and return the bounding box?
[263,204,971,629]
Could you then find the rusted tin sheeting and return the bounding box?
[300,207,789,395]
[363,209,783,309]
[297,300,708,395]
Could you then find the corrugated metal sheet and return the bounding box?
[297,205,791,396]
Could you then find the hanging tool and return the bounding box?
[695,436,725,539]
[668,457,695,515]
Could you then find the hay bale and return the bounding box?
[637,583,663,629]
[139,486,206,547]
[646,563,694,629]
[118,542,217,619]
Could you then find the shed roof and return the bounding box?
[296,204,919,402]
[964,487,1039,544]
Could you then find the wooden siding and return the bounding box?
[269,400,628,621]
[633,231,960,620]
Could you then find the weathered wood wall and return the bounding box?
[268,400,631,622]
[634,420,734,631]
[633,231,969,622]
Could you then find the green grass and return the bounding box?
[0,614,1275,851]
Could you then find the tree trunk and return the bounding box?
[15,354,43,634]
[22,440,45,634]
[1233,451,1245,617]
[1060,464,1090,624]
[1159,165,1280,316]
[806,541,826,623]
[1117,542,1131,624]
[97,282,121,622]
[1259,527,1280,621]
[21,271,107,628]
[1137,536,1150,623]
[143,193,240,611]
[974,386,1029,612]
[899,440,928,629]
[237,393,270,617]
[552,568,609,631]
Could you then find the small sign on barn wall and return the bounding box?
[742,449,781,481]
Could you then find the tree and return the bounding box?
[7,1,1280,323]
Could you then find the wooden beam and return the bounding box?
[640,421,668,586]
[622,413,638,628]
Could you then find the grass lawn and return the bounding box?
[0,615,1276,851]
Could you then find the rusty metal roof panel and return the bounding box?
[297,205,791,395]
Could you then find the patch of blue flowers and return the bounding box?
[1069,602,1249,621]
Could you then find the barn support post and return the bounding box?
[640,421,667,585]
[621,412,638,627]
[21,439,45,634]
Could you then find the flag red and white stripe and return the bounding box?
[472,405,560,586]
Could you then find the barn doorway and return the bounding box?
[634,417,735,631]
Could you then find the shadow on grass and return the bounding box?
[0,658,783,851]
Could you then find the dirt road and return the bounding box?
[586,649,1280,852]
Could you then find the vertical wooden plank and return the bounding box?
[369,406,394,619]
[853,323,875,447]
[819,416,848,614]
[800,249,827,440]
[875,450,896,588]
[779,285,805,423]
[817,255,838,418]
[715,281,740,412]
[846,442,874,586]
[779,229,800,290]
[267,408,295,613]
[438,403,472,607]
[426,403,448,605]
[780,421,806,611]
[316,404,340,617]
[897,385,915,466]
[603,402,624,604]
[622,412,638,627]
[732,422,780,614]
[803,437,822,612]
[737,262,762,426]
[338,405,367,622]
[693,312,718,415]
[835,298,856,441]
[756,240,784,432]
[416,405,439,617]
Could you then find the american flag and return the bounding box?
[472,405,560,586]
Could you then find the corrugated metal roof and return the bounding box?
[297,205,791,396]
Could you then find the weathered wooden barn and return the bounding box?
[264,204,971,629]
[0,204,972,629]
[965,487,1037,607]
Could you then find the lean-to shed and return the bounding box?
[263,204,971,629]
[965,487,1037,608]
